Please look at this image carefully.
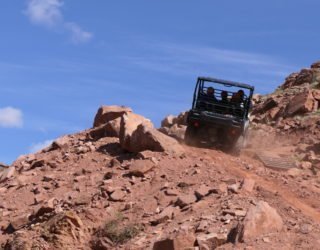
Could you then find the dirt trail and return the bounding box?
[185,145,320,224]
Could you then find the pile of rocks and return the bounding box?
[159,111,188,141]
[91,105,184,155]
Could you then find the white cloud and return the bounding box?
[25,0,63,27]
[0,107,23,128]
[29,139,54,153]
[25,0,93,43]
[65,22,93,44]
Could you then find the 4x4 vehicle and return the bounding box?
[185,77,255,152]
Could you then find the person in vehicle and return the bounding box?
[218,91,229,114]
[200,87,217,111]
[206,87,217,100]
[231,90,245,116]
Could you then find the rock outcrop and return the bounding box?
[93,105,132,127]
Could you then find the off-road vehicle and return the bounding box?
[185,77,255,152]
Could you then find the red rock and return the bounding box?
[252,97,278,115]
[166,124,187,141]
[151,206,179,226]
[312,89,320,101]
[109,189,126,202]
[194,185,211,200]
[175,194,197,208]
[161,115,176,128]
[285,90,315,117]
[311,61,320,69]
[5,214,30,233]
[93,105,132,127]
[119,112,153,150]
[196,233,228,249]
[241,178,255,193]
[89,117,122,140]
[153,232,196,250]
[238,201,283,242]
[127,159,155,177]
[0,166,15,183]
[128,123,184,154]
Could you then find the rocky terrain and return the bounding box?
[1,62,320,249]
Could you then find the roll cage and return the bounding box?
[191,77,255,120]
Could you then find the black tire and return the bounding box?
[185,126,197,146]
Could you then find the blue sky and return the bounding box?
[1,0,320,164]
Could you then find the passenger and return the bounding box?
[237,90,245,105]
[219,91,229,114]
[221,91,228,103]
[231,90,245,117]
[203,87,217,111]
[206,87,217,101]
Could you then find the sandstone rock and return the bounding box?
[153,232,196,250]
[238,201,283,242]
[252,97,278,115]
[89,117,122,140]
[93,105,132,127]
[227,183,240,194]
[151,206,180,226]
[5,214,30,233]
[311,61,320,69]
[175,194,197,208]
[166,124,187,141]
[312,89,320,101]
[196,233,228,249]
[196,220,209,233]
[299,161,312,170]
[161,115,175,128]
[127,159,155,177]
[137,150,157,160]
[109,189,126,202]
[40,211,85,248]
[194,185,211,200]
[0,166,15,183]
[128,123,184,154]
[49,136,70,151]
[31,159,45,169]
[119,112,153,150]
[285,90,315,117]
[241,178,255,193]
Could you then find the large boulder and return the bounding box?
[127,124,184,154]
[237,201,283,242]
[119,113,153,150]
[251,97,278,115]
[120,113,184,154]
[89,117,122,140]
[93,105,132,127]
[285,90,316,117]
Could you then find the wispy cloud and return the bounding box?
[25,0,63,27]
[65,22,93,44]
[127,42,297,77]
[0,107,23,128]
[121,41,299,93]
[29,139,54,153]
[25,0,93,44]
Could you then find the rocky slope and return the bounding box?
[1,63,320,249]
